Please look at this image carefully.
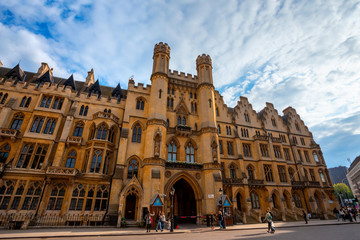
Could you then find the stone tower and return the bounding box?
[142,42,171,206]
[196,54,223,214]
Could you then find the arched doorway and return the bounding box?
[314,192,325,214]
[236,193,242,211]
[283,191,292,209]
[125,193,137,219]
[173,179,196,224]
[272,193,278,209]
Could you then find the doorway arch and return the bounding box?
[165,172,203,224]
[125,193,137,219]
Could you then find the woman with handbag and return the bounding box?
[145,211,154,233]
[264,208,275,233]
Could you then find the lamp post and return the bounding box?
[219,188,226,229]
[170,187,175,232]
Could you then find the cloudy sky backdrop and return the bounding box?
[1,0,359,168]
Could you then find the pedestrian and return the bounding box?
[302,210,308,224]
[351,208,357,222]
[155,211,163,232]
[210,212,215,230]
[333,208,340,221]
[160,211,166,232]
[145,211,154,233]
[264,208,275,233]
[340,208,345,221]
[217,211,224,229]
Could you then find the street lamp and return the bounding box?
[170,187,175,232]
[219,188,226,229]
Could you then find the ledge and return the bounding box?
[165,161,203,170]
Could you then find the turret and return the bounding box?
[152,42,170,75]
[196,54,213,85]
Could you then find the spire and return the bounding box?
[112,83,122,97]
[88,79,101,97]
[63,74,76,91]
[35,70,54,85]
[5,63,26,82]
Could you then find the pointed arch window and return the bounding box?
[166,119,169,127]
[177,116,181,125]
[132,124,142,143]
[313,152,319,162]
[47,184,65,210]
[90,149,103,173]
[191,102,194,112]
[22,182,42,210]
[293,193,302,208]
[250,191,260,209]
[247,165,254,180]
[0,180,15,210]
[194,123,198,131]
[10,185,24,210]
[96,124,107,140]
[271,117,276,127]
[229,164,236,179]
[108,126,116,143]
[0,144,10,164]
[79,105,84,115]
[136,99,144,110]
[168,140,177,162]
[20,96,27,107]
[69,184,85,211]
[186,142,195,163]
[244,112,250,122]
[218,125,221,134]
[216,108,219,116]
[65,150,76,168]
[10,113,24,130]
[94,186,108,211]
[84,106,89,116]
[43,118,57,134]
[182,117,186,125]
[127,159,139,178]
[24,97,31,108]
[73,122,84,137]
[319,170,326,183]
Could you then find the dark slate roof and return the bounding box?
[87,80,101,97]
[112,83,122,97]
[34,70,54,85]
[0,66,127,99]
[62,74,76,91]
[4,64,26,82]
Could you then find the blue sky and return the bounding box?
[1,0,360,168]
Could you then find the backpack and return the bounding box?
[268,213,273,221]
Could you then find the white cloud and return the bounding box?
[1,0,360,166]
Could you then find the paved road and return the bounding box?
[8,224,360,240]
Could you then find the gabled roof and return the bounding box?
[5,64,26,82]
[87,79,101,97]
[112,83,122,97]
[34,70,54,85]
[62,74,76,91]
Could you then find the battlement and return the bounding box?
[168,69,197,82]
[196,54,212,67]
[154,42,171,56]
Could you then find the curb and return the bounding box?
[1,222,359,239]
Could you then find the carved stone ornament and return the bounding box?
[195,173,201,180]
[165,171,171,178]
[154,128,162,158]
[211,137,218,163]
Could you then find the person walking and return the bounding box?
[333,208,340,221]
[264,208,275,233]
[217,211,224,230]
[160,211,166,232]
[155,211,163,232]
[210,212,215,230]
[340,208,345,221]
[145,211,154,233]
[302,210,308,224]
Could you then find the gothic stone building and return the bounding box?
[0,42,337,229]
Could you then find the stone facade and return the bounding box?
[0,42,337,229]
[347,156,360,200]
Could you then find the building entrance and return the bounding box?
[125,194,137,219]
[173,179,197,224]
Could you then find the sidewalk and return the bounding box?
[0,219,358,239]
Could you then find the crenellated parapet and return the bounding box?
[154,42,171,56]
[196,54,212,67]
